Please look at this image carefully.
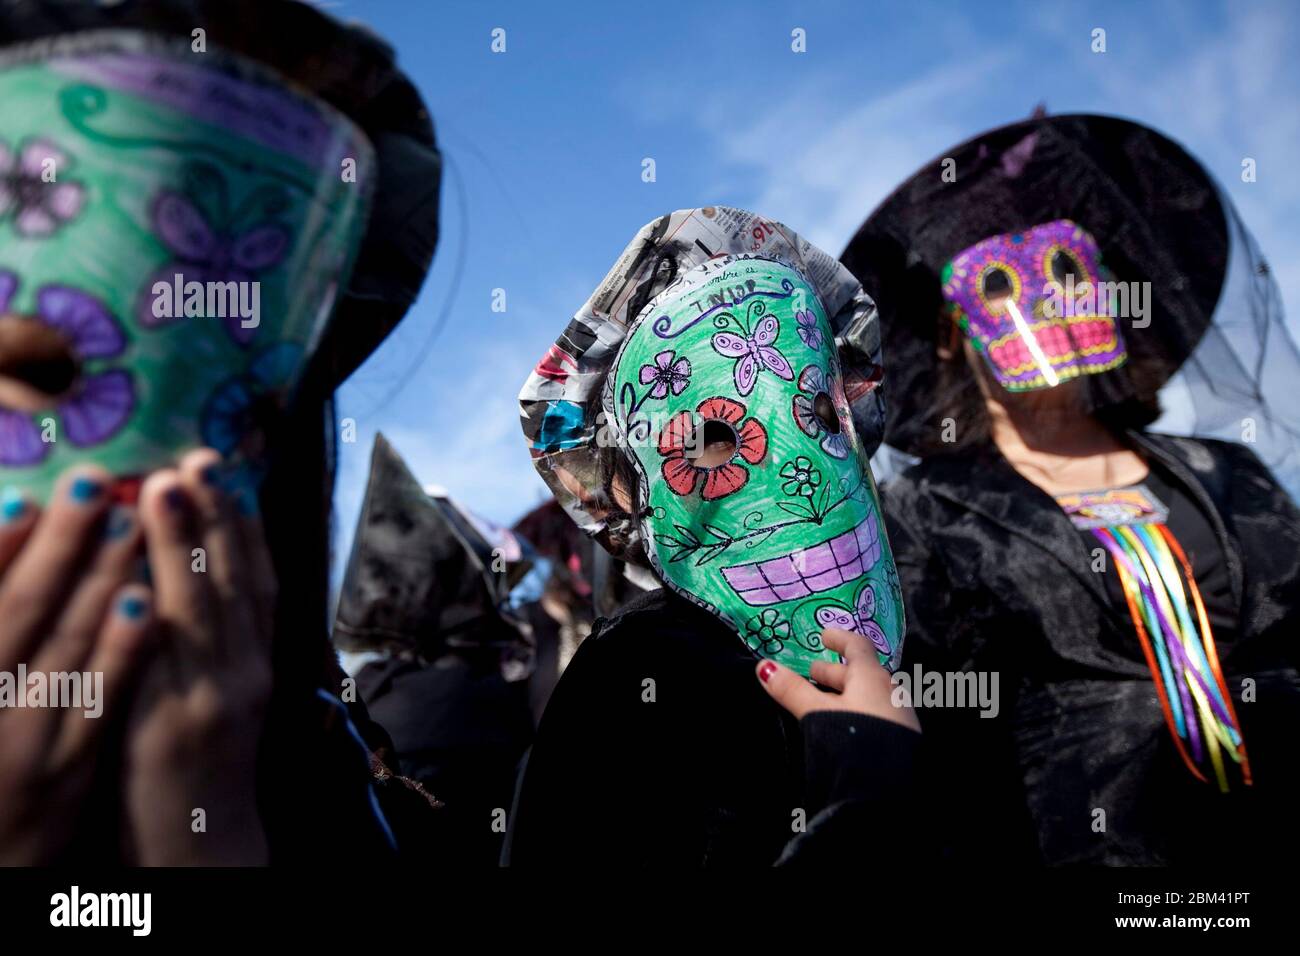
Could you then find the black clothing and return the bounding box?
[883,432,1300,865]
[505,588,921,866]
[357,654,534,865]
[335,434,538,865]
[335,434,535,673]
[779,709,920,866]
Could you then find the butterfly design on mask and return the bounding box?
[815,583,891,657]
[711,312,794,397]
[137,190,289,347]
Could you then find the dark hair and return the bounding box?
[919,304,1165,455]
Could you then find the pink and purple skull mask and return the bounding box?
[941,219,1128,391]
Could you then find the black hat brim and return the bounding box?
[840,113,1227,457]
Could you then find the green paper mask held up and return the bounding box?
[0,32,372,502]
[519,208,904,676]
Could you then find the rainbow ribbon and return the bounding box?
[1091,523,1251,791]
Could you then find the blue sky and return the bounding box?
[323,0,1300,570]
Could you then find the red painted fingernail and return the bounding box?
[758,661,778,683]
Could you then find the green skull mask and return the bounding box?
[608,255,903,676]
[0,33,371,502]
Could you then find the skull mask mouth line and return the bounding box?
[720,509,881,606]
[985,311,1122,381]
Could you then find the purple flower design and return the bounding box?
[137,190,289,348]
[795,309,822,350]
[638,349,691,400]
[0,272,134,466]
[0,408,47,466]
[0,138,86,238]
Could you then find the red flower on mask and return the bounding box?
[657,397,767,500]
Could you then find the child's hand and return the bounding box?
[0,467,150,864]
[122,449,276,866]
[755,627,919,731]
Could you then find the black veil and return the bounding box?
[1151,190,1300,501]
[844,114,1300,502]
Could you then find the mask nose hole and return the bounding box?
[813,392,841,434]
[0,315,81,409]
[689,419,738,468]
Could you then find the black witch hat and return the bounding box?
[840,113,1228,457]
[334,433,534,664]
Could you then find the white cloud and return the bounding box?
[668,51,1010,256]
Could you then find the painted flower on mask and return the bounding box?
[657,396,767,501]
[638,349,691,400]
[780,456,821,498]
[138,188,289,347]
[744,608,789,655]
[0,138,86,238]
[792,364,851,459]
[795,309,822,350]
[0,272,134,466]
[201,342,303,460]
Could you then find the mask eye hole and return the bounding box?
[813,392,841,434]
[0,315,80,409]
[980,266,1015,311]
[689,419,738,468]
[1049,249,1086,288]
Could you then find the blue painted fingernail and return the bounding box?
[1,488,27,523]
[103,506,134,541]
[118,594,148,620]
[164,486,189,512]
[69,475,104,503]
[200,464,222,488]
